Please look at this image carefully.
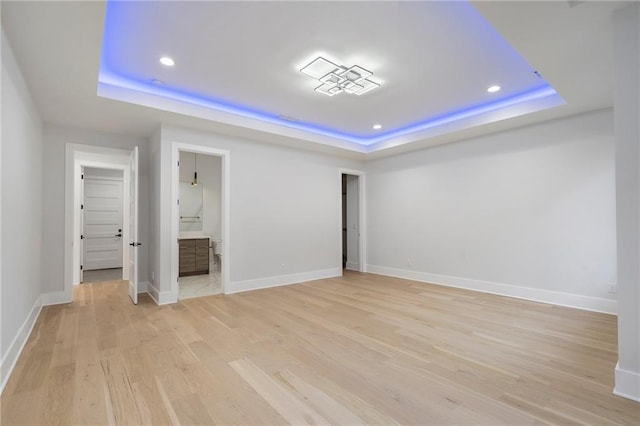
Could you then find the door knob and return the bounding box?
[115,233,122,237]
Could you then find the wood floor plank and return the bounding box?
[275,369,366,424]
[100,349,143,425]
[38,364,75,426]
[152,376,180,425]
[230,357,331,425]
[2,273,638,425]
[171,392,215,425]
[71,337,108,425]
[188,340,288,424]
[0,388,43,425]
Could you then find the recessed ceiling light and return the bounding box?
[373,124,382,130]
[160,56,175,66]
[487,85,501,93]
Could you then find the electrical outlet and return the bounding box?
[151,271,155,281]
[607,282,617,294]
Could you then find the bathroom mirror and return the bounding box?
[179,182,203,231]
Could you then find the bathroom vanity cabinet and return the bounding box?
[179,238,209,277]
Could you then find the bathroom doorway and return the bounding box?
[174,149,227,299]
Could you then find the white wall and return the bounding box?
[1,30,43,388]
[366,109,617,312]
[153,126,365,297]
[41,125,151,294]
[148,128,164,302]
[346,174,360,270]
[613,3,640,402]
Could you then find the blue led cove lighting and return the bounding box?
[98,0,564,147]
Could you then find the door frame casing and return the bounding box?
[64,144,132,301]
[338,168,366,273]
[170,142,230,301]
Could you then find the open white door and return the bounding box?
[80,167,85,283]
[128,146,139,304]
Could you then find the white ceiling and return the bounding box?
[1,1,630,159]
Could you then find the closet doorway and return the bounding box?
[339,169,366,273]
[64,144,140,305]
[81,167,124,283]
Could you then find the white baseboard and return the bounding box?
[614,362,640,402]
[41,290,72,306]
[138,281,149,294]
[146,281,175,305]
[146,281,160,304]
[0,296,42,394]
[227,267,342,294]
[366,265,618,315]
[345,261,360,271]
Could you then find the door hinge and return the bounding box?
[80,265,83,270]
[80,234,84,240]
[81,204,84,210]
[81,174,84,179]
[177,160,180,167]
[177,199,180,205]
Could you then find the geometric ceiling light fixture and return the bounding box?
[300,56,380,96]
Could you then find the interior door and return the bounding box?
[128,146,139,304]
[80,167,84,283]
[82,173,124,271]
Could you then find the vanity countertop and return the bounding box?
[179,232,211,240]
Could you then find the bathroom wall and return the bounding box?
[179,151,222,241]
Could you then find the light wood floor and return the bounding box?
[1,273,638,425]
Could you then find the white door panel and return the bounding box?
[128,147,139,304]
[83,224,119,235]
[86,180,120,195]
[86,197,121,211]
[82,177,123,271]
[85,211,119,225]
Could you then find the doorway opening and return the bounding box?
[177,151,222,299]
[339,169,366,273]
[64,143,140,305]
[80,167,125,284]
[170,143,230,302]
